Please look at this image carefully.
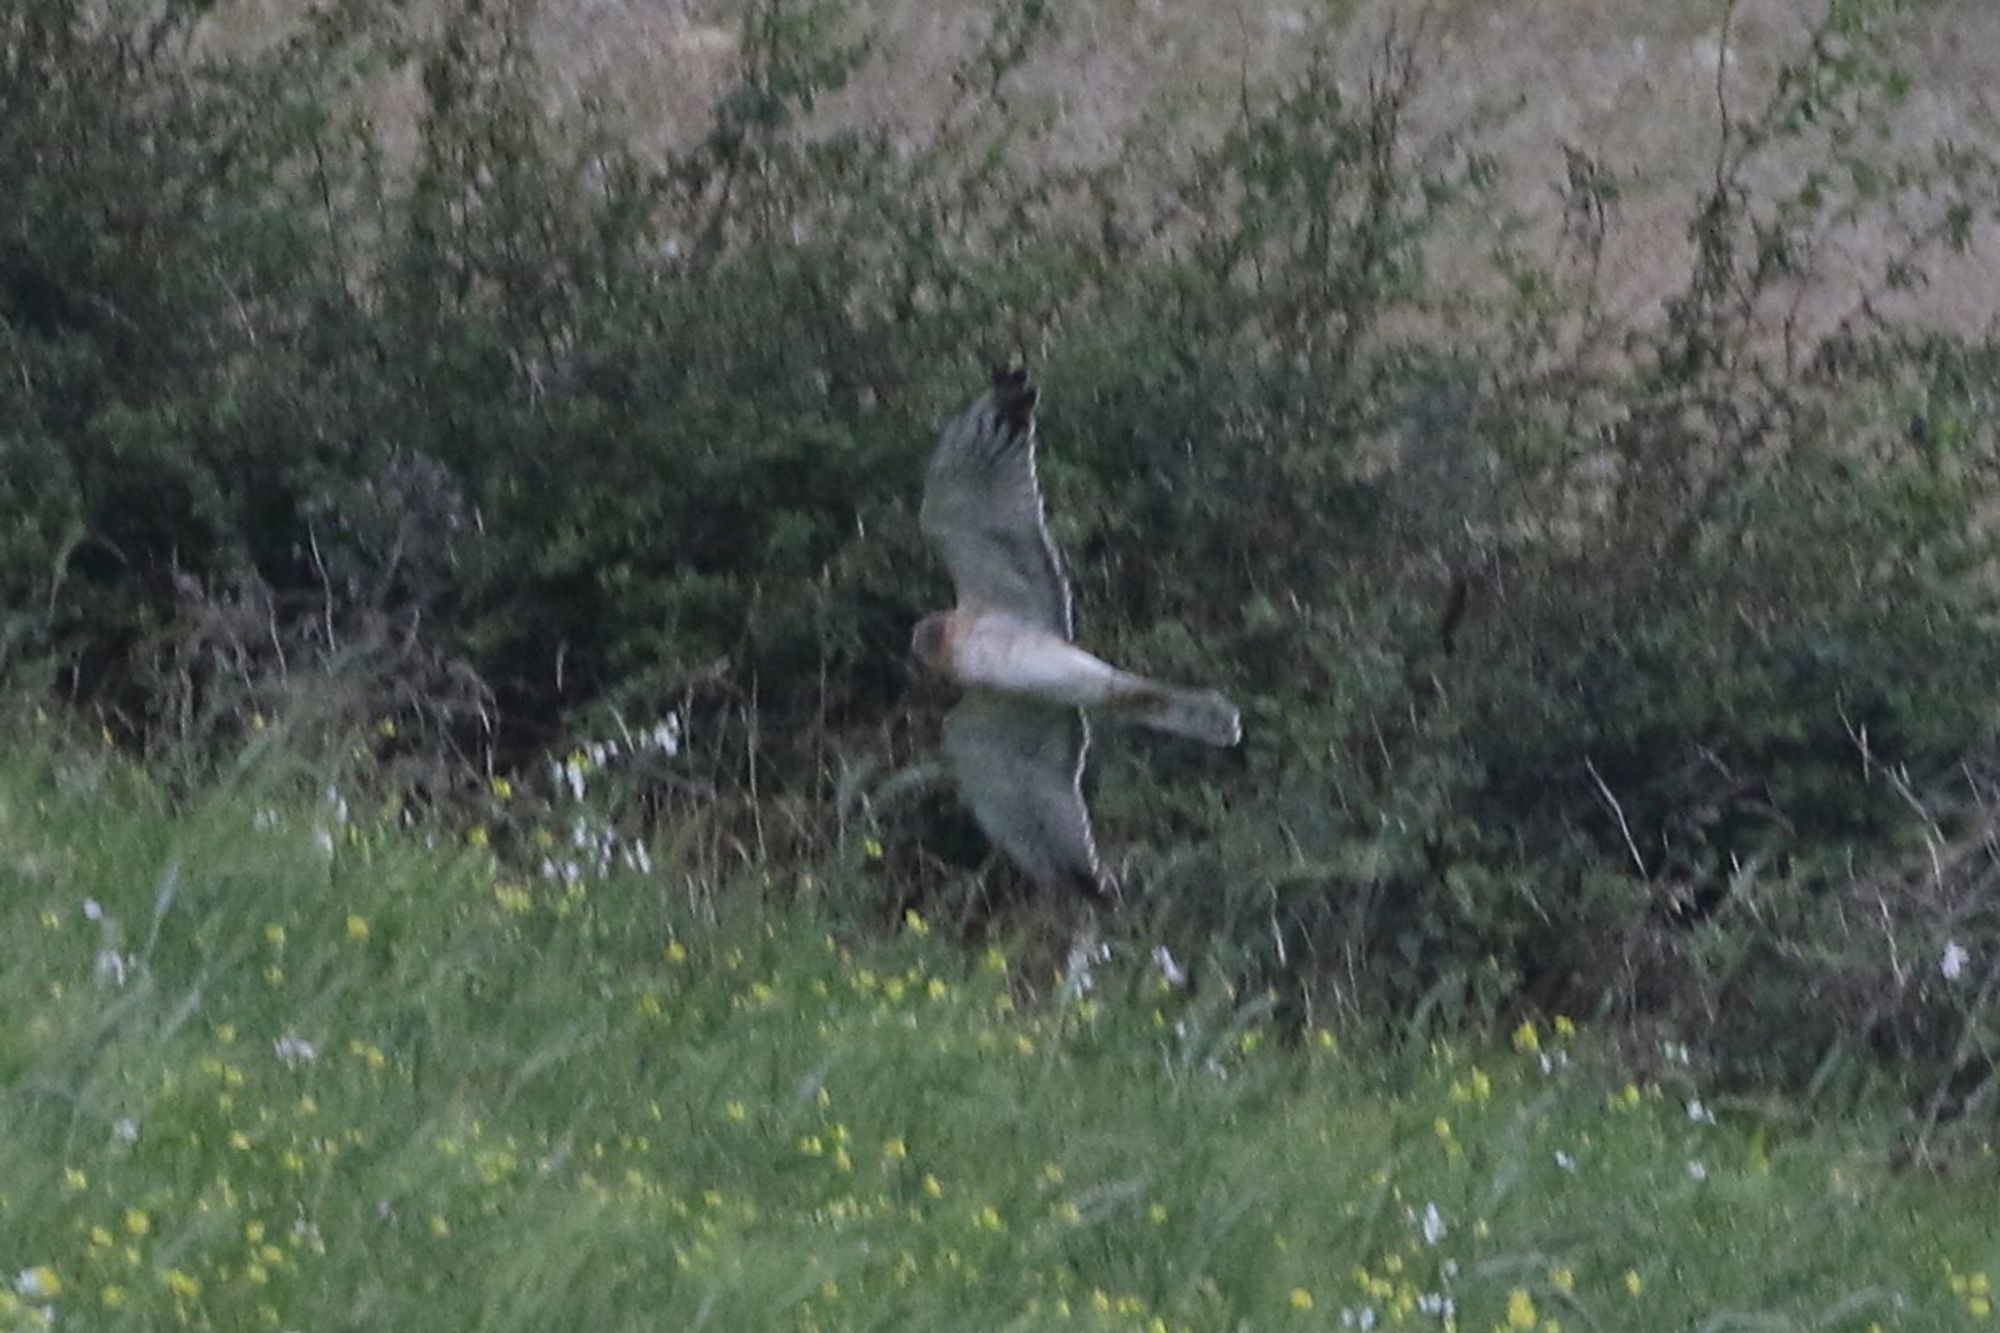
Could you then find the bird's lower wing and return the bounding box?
[942,694,1105,898]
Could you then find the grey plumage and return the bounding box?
[914,368,1240,900]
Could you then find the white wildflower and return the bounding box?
[1941,941,1970,982]
[1151,945,1188,988]
[1421,1201,1447,1245]
[82,898,103,922]
[1686,1160,1708,1181]
[312,826,336,856]
[1554,1150,1578,1172]
[1060,938,1106,1001]
[13,1269,53,1299]
[113,1117,140,1145]
[1686,1098,1716,1125]
[93,950,132,988]
[274,1035,319,1068]
[1418,1292,1455,1319]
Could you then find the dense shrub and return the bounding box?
[3,0,1998,1101]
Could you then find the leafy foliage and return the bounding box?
[3,0,1999,1098]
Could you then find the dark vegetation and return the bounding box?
[4,0,1998,1129]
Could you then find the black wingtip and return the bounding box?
[989,365,1037,434]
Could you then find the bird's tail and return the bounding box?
[1114,680,1242,747]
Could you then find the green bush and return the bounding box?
[4,0,1998,1098]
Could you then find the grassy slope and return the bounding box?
[264,0,1995,340]
[518,0,2000,337]
[1,737,1996,1331]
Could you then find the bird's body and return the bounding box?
[913,369,1241,898]
[921,610,1124,707]
[918,608,1242,745]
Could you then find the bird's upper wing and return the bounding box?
[920,368,1074,640]
[943,694,1104,898]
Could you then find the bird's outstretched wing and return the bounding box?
[920,368,1074,639]
[943,694,1105,899]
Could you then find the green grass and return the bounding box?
[2,737,1996,1331]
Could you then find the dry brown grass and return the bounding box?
[505,0,1999,338]
[200,0,1998,339]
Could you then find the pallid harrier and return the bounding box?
[912,368,1242,898]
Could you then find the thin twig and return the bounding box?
[1584,755,1648,880]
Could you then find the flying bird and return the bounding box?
[912,368,1241,898]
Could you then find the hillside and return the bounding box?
[517,0,2000,335]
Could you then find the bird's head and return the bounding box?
[910,612,953,676]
